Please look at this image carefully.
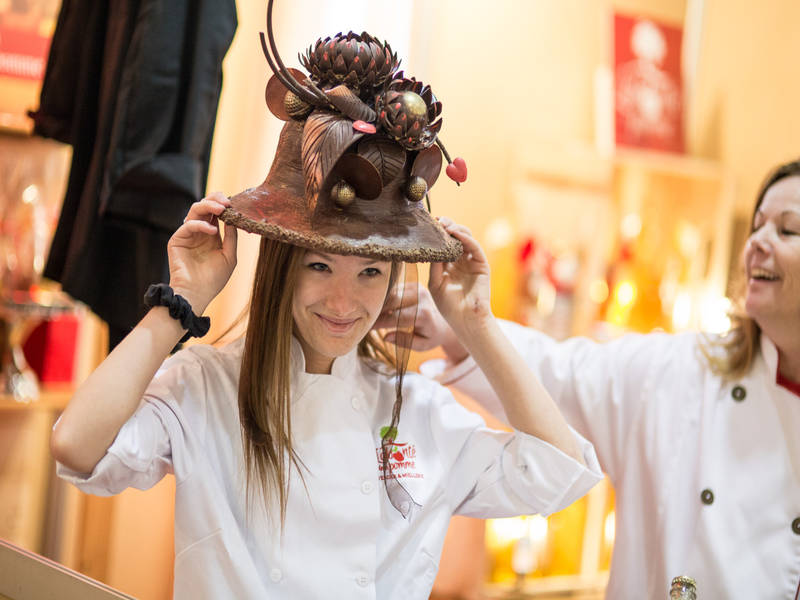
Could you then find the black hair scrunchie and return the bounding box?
[143,284,211,343]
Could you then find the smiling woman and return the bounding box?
[291,251,394,374]
[46,3,602,598]
[703,159,800,383]
[743,172,800,376]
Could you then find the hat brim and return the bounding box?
[220,186,462,263]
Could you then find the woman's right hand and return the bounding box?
[167,192,238,313]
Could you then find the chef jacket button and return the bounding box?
[355,573,370,587]
[361,481,374,494]
[351,396,361,410]
[269,568,282,582]
[700,489,714,505]
[731,384,746,401]
[792,518,800,535]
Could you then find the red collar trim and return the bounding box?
[776,358,800,397]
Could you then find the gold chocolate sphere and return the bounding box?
[332,180,356,207]
[399,91,428,118]
[284,90,312,119]
[405,176,428,202]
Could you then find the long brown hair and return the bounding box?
[701,158,800,377]
[238,237,407,523]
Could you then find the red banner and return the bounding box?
[614,13,684,153]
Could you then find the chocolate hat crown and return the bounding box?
[220,0,466,262]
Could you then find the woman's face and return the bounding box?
[292,251,392,374]
[744,175,800,332]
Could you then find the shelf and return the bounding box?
[613,147,725,180]
[0,386,72,412]
[514,137,727,190]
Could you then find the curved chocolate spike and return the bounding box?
[260,32,318,104]
[267,0,327,104]
[302,76,331,104]
[435,137,453,165]
[264,0,327,105]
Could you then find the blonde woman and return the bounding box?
[50,12,601,599]
[396,158,800,598]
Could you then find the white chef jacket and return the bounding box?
[57,336,601,600]
[422,320,800,599]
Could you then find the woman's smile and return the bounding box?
[315,313,360,334]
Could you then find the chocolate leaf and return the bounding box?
[302,110,364,198]
[358,137,406,185]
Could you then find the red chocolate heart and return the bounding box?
[353,120,377,134]
[445,157,468,183]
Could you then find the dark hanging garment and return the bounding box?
[31,0,237,347]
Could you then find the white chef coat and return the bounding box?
[422,320,800,599]
[58,336,601,600]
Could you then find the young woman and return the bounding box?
[50,14,601,600]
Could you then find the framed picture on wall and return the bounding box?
[613,13,684,154]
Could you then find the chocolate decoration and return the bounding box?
[331,180,356,207]
[405,176,428,202]
[284,91,312,119]
[331,153,382,200]
[324,84,377,122]
[358,137,406,185]
[410,145,443,188]
[222,0,465,263]
[222,121,461,262]
[301,110,364,201]
[265,72,292,121]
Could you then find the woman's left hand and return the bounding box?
[428,218,492,338]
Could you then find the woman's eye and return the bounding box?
[781,229,799,236]
[361,267,382,277]
[308,262,329,272]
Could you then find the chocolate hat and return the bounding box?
[220,0,466,262]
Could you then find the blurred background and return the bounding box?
[1,0,798,598]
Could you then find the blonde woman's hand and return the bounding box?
[374,282,470,363]
[167,192,238,313]
[428,218,492,340]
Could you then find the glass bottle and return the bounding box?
[669,575,697,599]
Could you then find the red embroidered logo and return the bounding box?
[376,426,423,480]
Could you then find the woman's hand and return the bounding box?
[428,218,492,339]
[167,192,238,314]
